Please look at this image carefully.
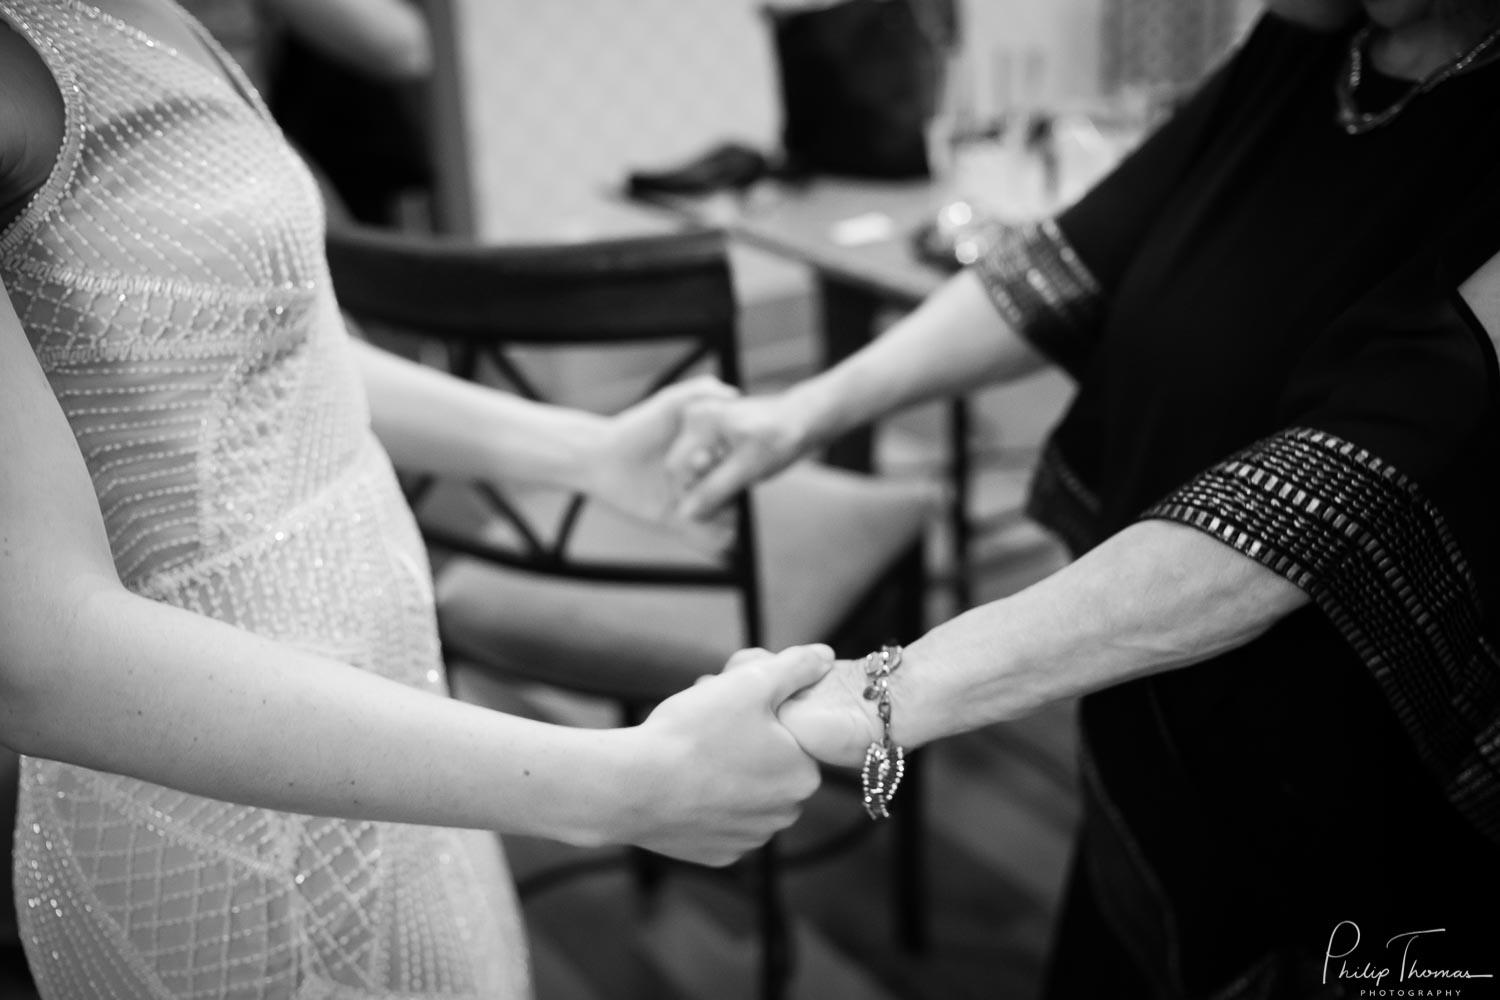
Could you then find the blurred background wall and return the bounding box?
[454,0,778,240]
[450,0,1260,240]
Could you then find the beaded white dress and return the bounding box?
[0,1,529,996]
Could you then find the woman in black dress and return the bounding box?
[677,1,1500,995]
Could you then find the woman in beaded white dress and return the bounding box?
[0,0,829,996]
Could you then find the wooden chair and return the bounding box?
[324,223,941,999]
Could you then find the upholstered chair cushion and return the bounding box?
[427,463,941,701]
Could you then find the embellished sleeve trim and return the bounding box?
[970,218,1105,378]
[1140,427,1500,845]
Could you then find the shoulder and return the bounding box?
[0,20,66,227]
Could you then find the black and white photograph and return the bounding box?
[2,0,1498,997]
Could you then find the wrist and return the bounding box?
[592,724,683,849]
[491,405,608,496]
[842,645,926,753]
[885,642,933,749]
[543,727,650,849]
[569,412,613,496]
[783,349,904,451]
[779,373,855,453]
[898,599,1055,744]
[855,643,910,820]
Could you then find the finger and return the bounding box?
[675,374,741,401]
[750,644,836,706]
[664,400,730,482]
[724,647,771,671]
[647,375,741,415]
[676,447,765,521]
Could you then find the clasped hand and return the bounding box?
[614,381,878,865]
[631,645,880,867]
[663,385,812,522]
[588,374,810,549]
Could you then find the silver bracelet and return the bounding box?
[860,643,906,820]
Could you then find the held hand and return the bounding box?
[775,658,881,769]
[665,390,815,521]
[625,645,832,866]
[588,376,739,552]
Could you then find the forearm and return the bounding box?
[353,338,604,493]
[780,269,1050,448]
[0,577,633,846]
[896,520,1309,746]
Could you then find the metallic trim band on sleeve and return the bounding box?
[1141,426,1500,846]
[971,218,1105,377]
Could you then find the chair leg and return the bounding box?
[757,840,793,1000]
[891,540,929,953]
[948,395,974,611]
[894,750,928,953]
[629,847,667,913]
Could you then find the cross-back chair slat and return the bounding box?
[326,224,767,611]
[326,223,937,998]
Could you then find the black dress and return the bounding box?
[973,15,1500,999]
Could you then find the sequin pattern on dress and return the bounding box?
[0,1,528,996]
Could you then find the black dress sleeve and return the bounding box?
[966,17,1274,376]
[1140,238,1500,846]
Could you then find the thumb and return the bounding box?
[651,374,740,410]
[752,644,836,707]
[724,646,772,671]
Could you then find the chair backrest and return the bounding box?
[323,224,768,644]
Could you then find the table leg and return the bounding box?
[818,275,974,610]
[947,396,974,611]
[816,277,879,472]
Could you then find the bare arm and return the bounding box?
[670,269,1050,517]
[897,521,1308,742]
[779,520,1310,766]
[351,338,735,548]
[353,336,611,494]
[782,244,1500,765]
[0,284,823,865]
[780,268,1049,449]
